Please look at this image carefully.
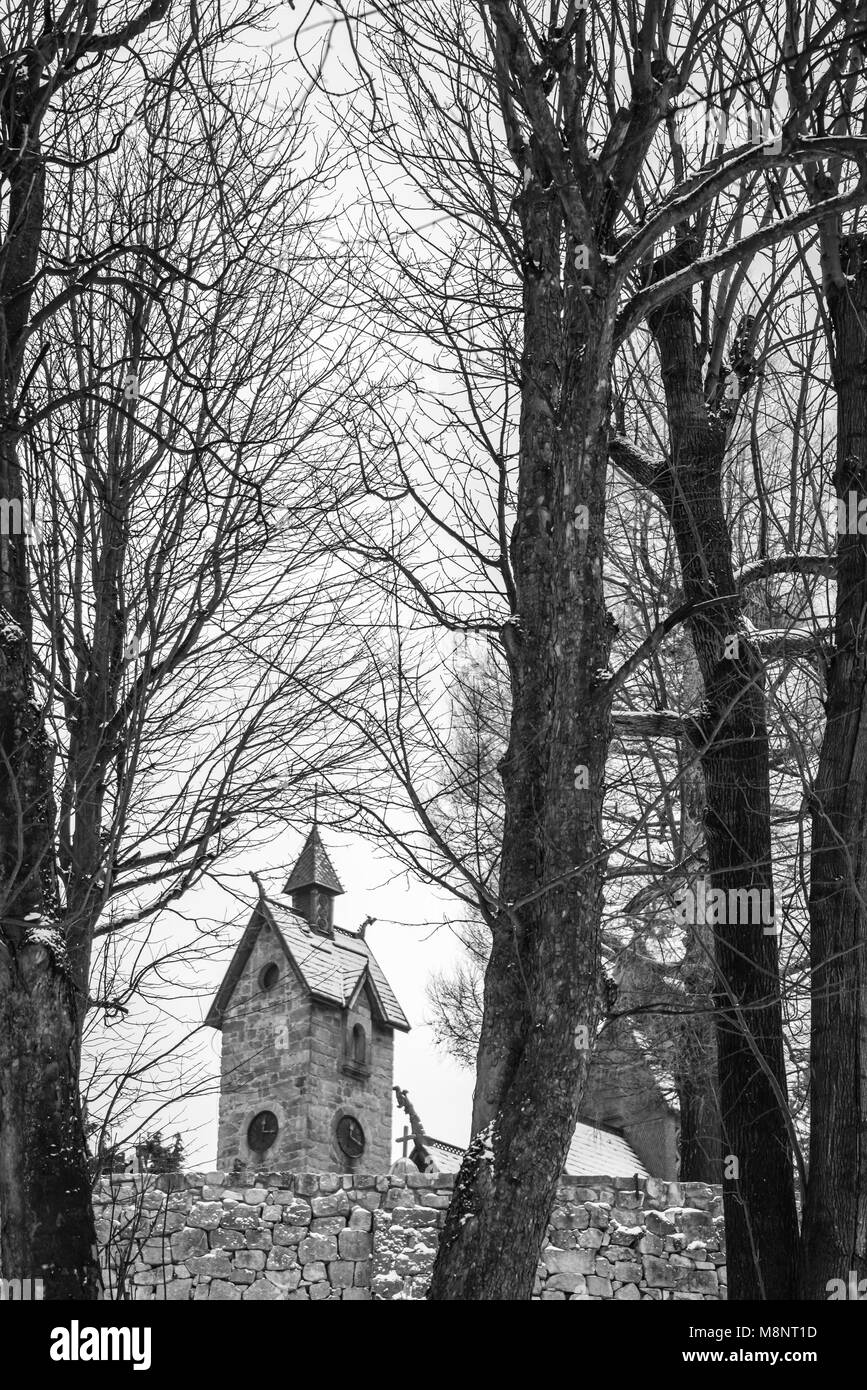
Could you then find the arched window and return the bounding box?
[351,1024,367,1065]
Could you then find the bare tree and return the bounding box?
[329,0,867,1299]
[0,0,353,1297]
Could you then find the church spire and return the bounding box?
[284,819,344,936]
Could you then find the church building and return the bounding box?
[206,824,409,1173]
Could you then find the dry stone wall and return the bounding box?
[93,1171,725,1301]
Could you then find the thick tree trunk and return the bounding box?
[799,232,867,1299]
[644,284,798,1299]
[428,183,616,1299]
[0,944,98,1298]
[0,617,100,1297]
[0,119,100,1297]
[673,657,723,1182]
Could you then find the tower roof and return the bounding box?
[284,824,344,897]
[204,893,409,1033]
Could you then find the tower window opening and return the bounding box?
[259,962,280,991]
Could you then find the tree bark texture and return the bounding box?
[799,232,867,1299]
[643,281,799,1300]
[428,180,616,1300]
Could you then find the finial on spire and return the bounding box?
[313,783,318,827]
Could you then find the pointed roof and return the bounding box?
[205,890,409,1033]
[284,824,344,897]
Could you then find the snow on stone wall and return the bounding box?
[92,1171,725,1301]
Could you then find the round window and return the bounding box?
[259,962,280,991]
[248,1111,279,1153]
[336,1115,366,1159]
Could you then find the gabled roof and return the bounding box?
[284,825,344,896]
[410,1121,647,1178]
[564,1120,648,1178]
[205,890,409,1032]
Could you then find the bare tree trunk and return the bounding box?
[639,280,798,1299]
[428,182,615,1300]
[676,921,723,1183]
[0,614,99,1297]
[0,112,101,1293]
[799,231,867,1298]
[673,654,723,1182]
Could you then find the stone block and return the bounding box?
[542,1247,595,1275]
[209,1228,245,1251]
[338,1230,373,1260]
[348,1209,373,1231]
[328,1261,356,1288]
[643,1255,676,1289]
[311,1217,346,1236]
[188,1252,233,1279]
[235,1249,266,1271]
[282,1199,313,1225]
[243,1279,284,1300]
[585,1275,612,1297]
[273,1226,303,1246]
[646,1211,676,1237]
[676,1208,715,1238]
[614,1283,641,1300]
[165,1280,193,1301]
[311,1192,350,1218]
[613,1261,642,1283]
[608,1225,642,1246]
[689,1269,719,1295]
[140,1243,169,1267]
[309,1281,333,1300]
[220,1207,262,1232]
[385,1188,416,1211]
[302,1262,327,1283]
[171,1228,207,1262]
[546,1273,586,1293]
[208,1281,241,1301]
[577,1228,604,1250]
[265,1270,302,1290]
[637,1234,664,1256]
[394,1207,439,1228]
[188,1202,222,1229]
[299,1235,338,1264]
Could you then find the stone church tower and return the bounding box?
[206,825,409,1172]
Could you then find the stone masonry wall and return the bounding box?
[93,1171,725,1301]
[216,915,395,1173]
